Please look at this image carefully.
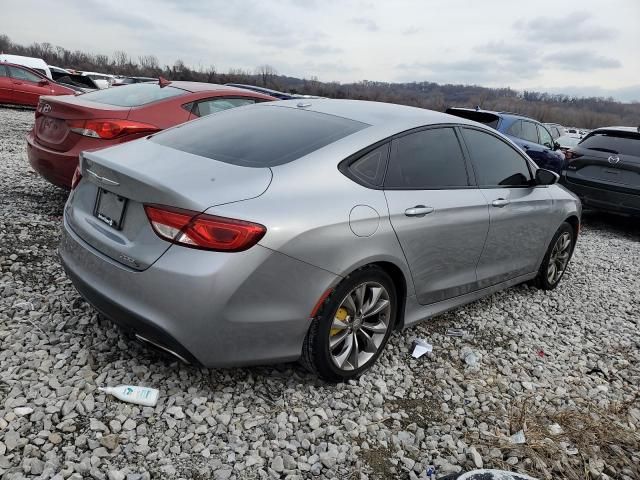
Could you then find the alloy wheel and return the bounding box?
[329,282,391,371]
[547,232,572,284]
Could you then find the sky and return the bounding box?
[3,0,639,101]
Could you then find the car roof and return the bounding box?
[267,99,482,129]
[590,126,640,134]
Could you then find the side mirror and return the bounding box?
[535,168,559,186]
[553,141,561,150]
[38,79,49,86]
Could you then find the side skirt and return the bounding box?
[402,272,537,328]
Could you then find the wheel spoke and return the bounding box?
[343,294,357,315]
[362,299,389,319]
[330,330,349,349]
[361,318,388,334]
[349,333,359,369]
[331,318,349,332]
[354,285,366,312]
[362,286,383,316]
[333,334,354,368]
[359,330,378,353]
[547,262,557,283]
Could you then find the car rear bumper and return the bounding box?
[27,131,78,189]
[59,214,339,367]
[561,173,640,216]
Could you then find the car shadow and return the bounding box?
[581,210,640,241]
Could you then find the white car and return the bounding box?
[0,54,52,79]
[78,71,115,89]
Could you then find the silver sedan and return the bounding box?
[60,99,581,381]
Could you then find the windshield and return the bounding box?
[579,131,640,156]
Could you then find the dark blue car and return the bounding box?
[446,108,565,173]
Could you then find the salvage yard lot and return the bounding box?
[0,106,639,480]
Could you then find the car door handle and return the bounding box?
[491,198,510,208]
[404,205,434,217]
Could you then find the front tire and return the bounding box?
[301,266,397,382]
[534,222,576,290]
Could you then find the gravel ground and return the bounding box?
[0,106,639,480]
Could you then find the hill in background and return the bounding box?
[2,35,639,129]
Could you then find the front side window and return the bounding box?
[537,125,554,149]
[385,128,469,189]
[194,98,255,117]
[462,128,532,187]
[8,66,41,83]
[521,121,539,143]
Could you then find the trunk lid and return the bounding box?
[35,95,130,151]
[65,139,272,270]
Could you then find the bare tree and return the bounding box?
[255,64,278,87]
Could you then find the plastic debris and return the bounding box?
[537,349,545,358]
[411,339,433,358]
[425,465,436,479]
[446,328,467,337]
[509,430,526,444]
[457,469,540,480]
[99,385,160,407]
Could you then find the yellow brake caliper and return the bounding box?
[331,307,349,336]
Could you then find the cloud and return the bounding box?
[302,44,343,55]
[350,17,379,32]
[403,26,423,35]
[516,11,616,43]
[544,51,622,70]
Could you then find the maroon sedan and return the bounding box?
[27,81,275,188]
[0,62,76,107]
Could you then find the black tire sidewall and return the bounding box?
[313,267,397,381]
[538,222,575,290]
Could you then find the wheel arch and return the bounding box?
[564,214,580,240]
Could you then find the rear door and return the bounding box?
[7,65,50,106]
[460,127,553,287]
[384,126,490,305]
[566,130,640,190]
[0,65,13,103]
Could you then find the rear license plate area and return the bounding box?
[94,188,128,230]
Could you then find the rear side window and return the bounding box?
[151,105,368,167]
[507,120,522,137]
[521,121,539,143]
[80,83,186,107]
[537,125,554,149]
[579,131,640,157]
[462,128,532,187]
[193,98,255,117]
[346,144,389,187]
[385,128,469,189]
[0,66,7,77]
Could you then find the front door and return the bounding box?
[7,65,51,106]
[384,127,489,305]
[460,127,554,287]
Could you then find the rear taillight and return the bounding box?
[66,119,159,139]
[144,205,266,252]
[71,165,82,189]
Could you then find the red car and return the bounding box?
[0,62,77,106]
[27,81,275,188]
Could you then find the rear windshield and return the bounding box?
[151,105,369,167]
[579,131,640,157]
[445,109,500,129]
[80,83,186,107]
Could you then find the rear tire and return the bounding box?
[533,222,576,290]
[301,266,397,382]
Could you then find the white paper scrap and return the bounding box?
[412,339,433,358]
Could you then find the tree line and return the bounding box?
[1,35,638,129]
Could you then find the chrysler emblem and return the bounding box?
[608,155,620,165]
[41,103,51,113]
